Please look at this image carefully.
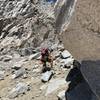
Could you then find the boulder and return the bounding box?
[45,78,67,96]
[57,90,66,100]
[9,82,30,99]
[41,71,54,82]
[61,50,72,59]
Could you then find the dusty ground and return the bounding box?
[0,54,70,100]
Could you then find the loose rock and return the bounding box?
[45,78,66,96]
[29,53,41,60]
[57,90,66,100]
[41,71,54,82]
[9,82,30,99]
[12,68,26,79]
[40,84,48,91]
[60,58,74,67]
[61,50,72,59]
[0,71,5,80]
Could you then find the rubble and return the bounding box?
[29,53,41,60]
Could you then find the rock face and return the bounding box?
[55,0,100,99]
[55,0,100,60]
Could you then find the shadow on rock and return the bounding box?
[65,60,99,100]
[42,67,51,73]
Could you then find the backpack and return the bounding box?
[41,48,49,56]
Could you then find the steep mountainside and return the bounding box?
[0,0,57,56]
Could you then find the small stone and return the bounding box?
[0,56,4,61]
[3,55,12,62]
[0,71,5,80]
[40,84,48,90]
[29,53,41,60]
[11,63,22,70]
[12,59,28,70]
[36,56,41,60]
[57,90,66,100]
[57,44,65,51]
[23,74,27,79]
[33,65,39,69]
[41,71,54,82]
[60,58,74,67]
[33,69,40,73]
[20,48,33,56]
[61,50,72,59]
[51,43,58,50]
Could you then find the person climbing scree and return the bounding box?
[41,48,53,69]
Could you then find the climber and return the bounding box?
[41,48,53,69]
